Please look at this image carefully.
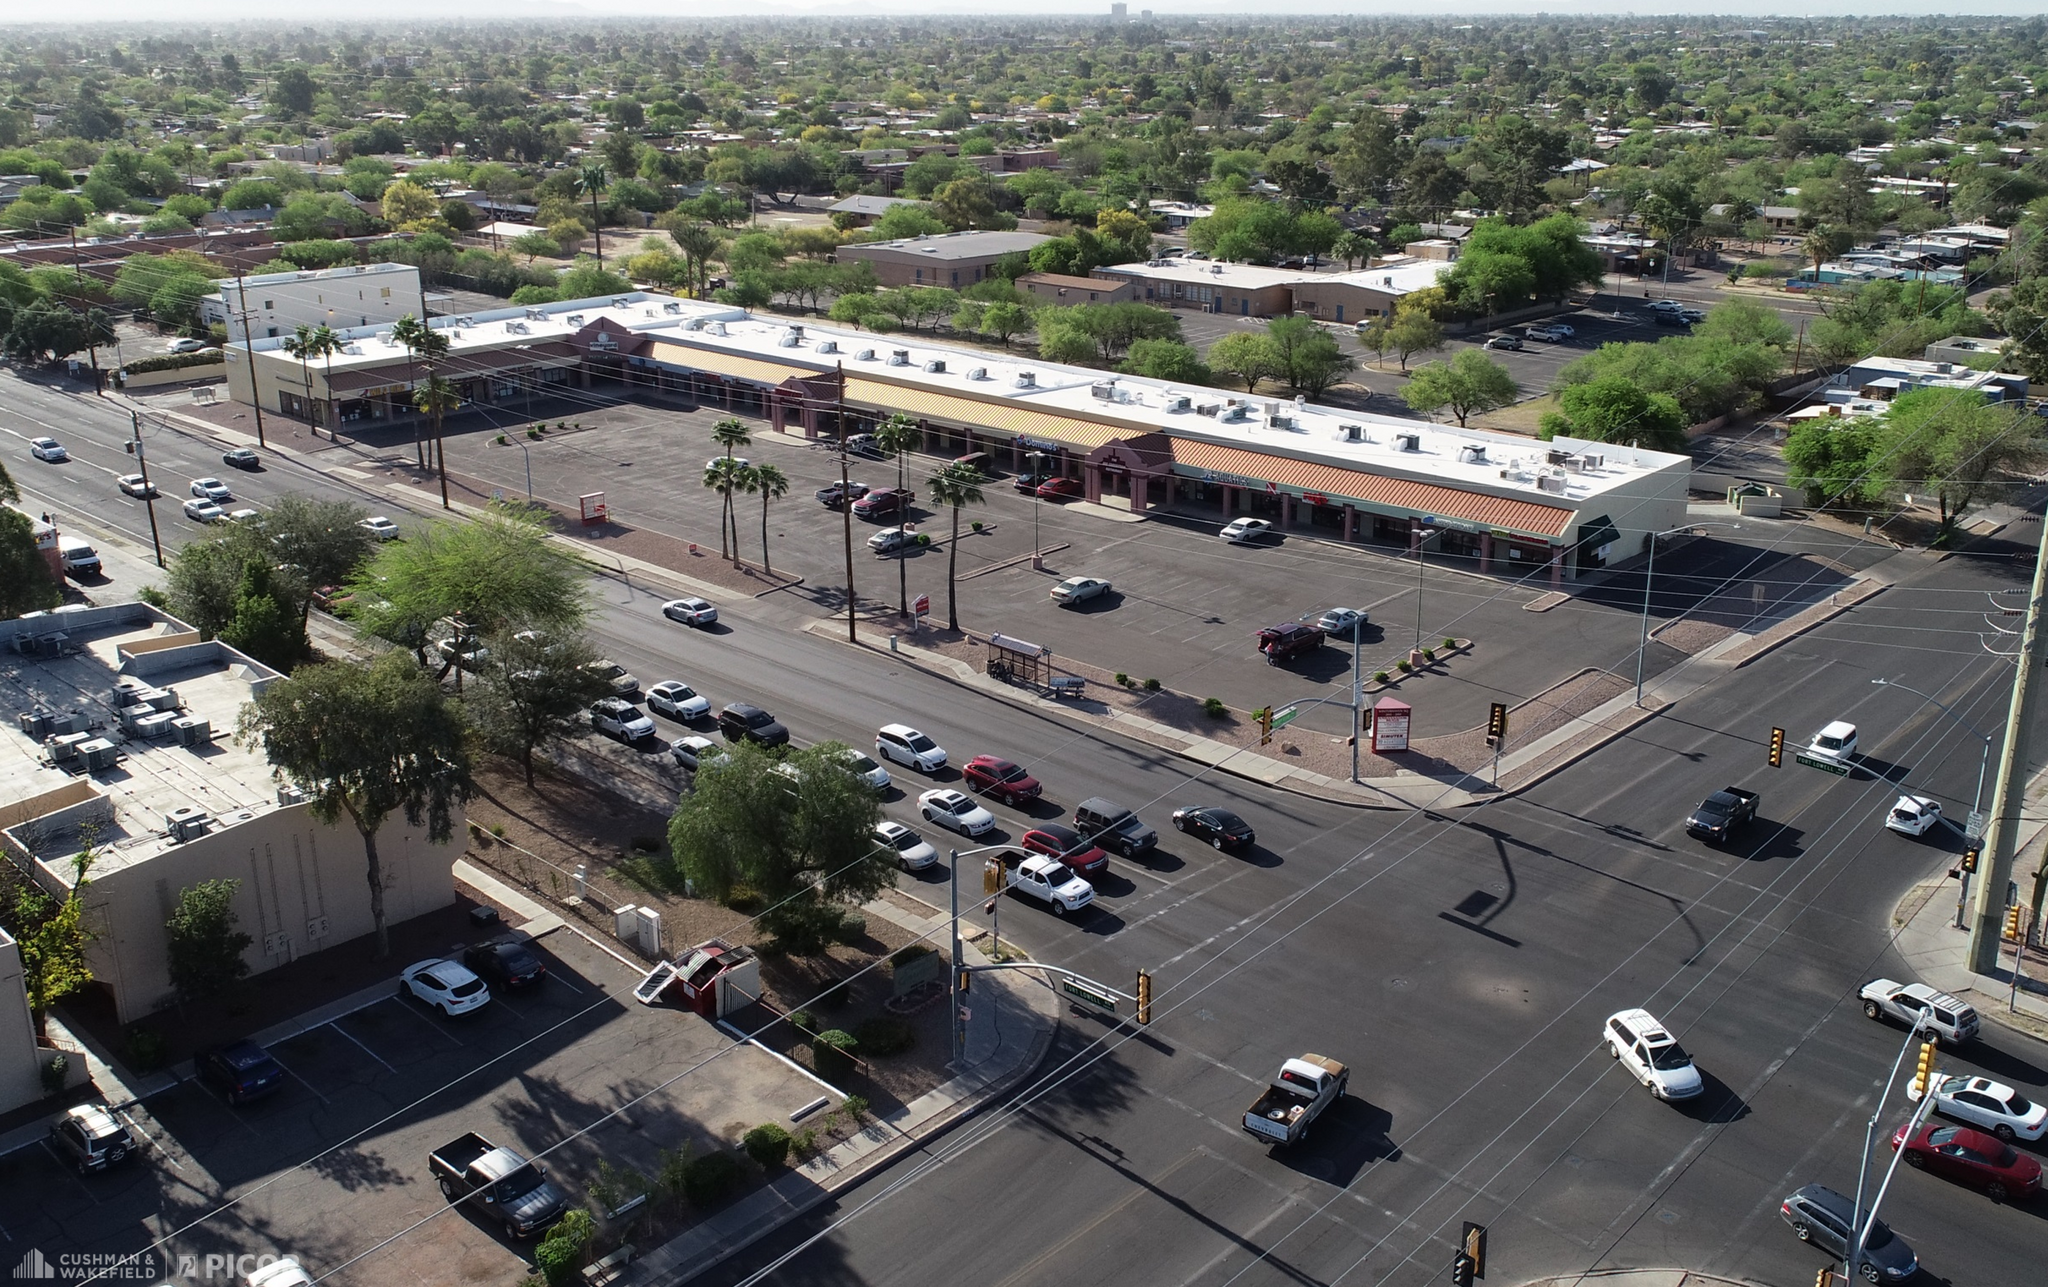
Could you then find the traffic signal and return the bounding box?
[1911,1040,1936,1098]
[1768,726,1785,768]
[1816,1266,1834,1287]
[1256,706,1274,746]
[983,859,1003,895]
[1486,703,1508,746]
[1963,847,1980,875]
[2006,905,2024,941]
[957,967,971,996]
[1451,1252,1476,1287]
[1136,970,1152,1025]
[1461,1222,1487,1279]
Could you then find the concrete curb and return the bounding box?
[1723,575,1891,669]
[1516,1272,1783,1287]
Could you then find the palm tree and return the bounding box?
[412,374,459,510]
[710,415,752,555]
[872,413,921,616]
[751,463,789,574]
[390,314,447,467]
[578,163,610,270]
[1803,224,1844,284]
[310,324,341,436]
[701,457,746,560]
[924,461,985,632]
[282,326,316,423]
[1330,230,1372,271]
[668,220,722,298]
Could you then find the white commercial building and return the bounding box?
[202,261,427,338]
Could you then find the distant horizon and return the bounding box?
[7,2,2048,25]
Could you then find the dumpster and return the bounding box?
[635,938,761,1018]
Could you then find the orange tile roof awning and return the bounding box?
[643,341,816,387]
[841,376,1133,450]
[1169,439,1574,539]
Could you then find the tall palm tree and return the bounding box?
[282,326,316,423]
[710,415,752,555]
[310,324,342,436]
[925,461,985,632]
[390,314,446,467]
[668,220,722,298]
[701,457,746,560]
[412,374,459,510]
[578,163,610,270]
[872,413,921,616]
[751,463,789,574]
[1803,224,1842,284]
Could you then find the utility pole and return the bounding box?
[233,266,269,449]
[128,410,165,568]
[839,363,856,644]
[1969,512,2048,973]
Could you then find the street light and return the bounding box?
[1872,676,1995,927]
[1634,521,1740,707]
[949,842,1020,1072]
[514,437,534,500]
[1027,450,1045,570]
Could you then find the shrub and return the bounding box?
[890,943,935,967]
[40,1053,66,1094]
[1443,637,1457,650]
[655,1145,693,1200]
[490,823,506,838]
[124,1027,167,1073]
[743,1122,792,1169]
[839,1094,869,1121]
[494,434,508,444]
[1141,677,1161,691]
[786,1008,814,1034]
[917,533,933,545]
[527,427,542,439]
[1374,671,1390,683]
[1113,671,1131,687]
[971,520,984,532]
[681,1150,746,1207]
[534,1209,595,1286]
[854,1015,915,1056]
[1202,696,1227,719]
[124,350,225,375]
[813,1028,859,1081]
[1422,647,1437,662]
[1397,659,1413,673]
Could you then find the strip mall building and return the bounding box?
[223,291,1689,582]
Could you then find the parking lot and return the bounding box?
[1,930,817,1286]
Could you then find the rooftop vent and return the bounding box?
[455,315,474,327]
[565,314,585,326]
[817,339,839,354]
[683,318,706,331]
[1394,432,1421,452]
[662,302,682,314]
[610,297,630,307]
[967,366,989,380]
[888,349,910,366]
[504,321,529,335]
[856,347,876,361]
[708,321,727,336]
[1340,423,1364,442]
[1014,371,1037,388]
[923,359,946,373]
[778,328,801,348]
[1458,444,1488,465]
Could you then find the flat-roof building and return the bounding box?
[202,260,426,339]
[833,230,1051,289]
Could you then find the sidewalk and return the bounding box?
[1889,804,2048,1046]
[1519,1273,1781,1287]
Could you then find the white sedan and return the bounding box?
[358,516,401,541]
[670,735,726,772]
[1885,795,1943,837]
[662,597,719,627]
[867,527,916,554]
[1049,575,1112,606]
[874,821,936,872]
[190,477,233,502]
[116,474,157,498]
[1910,1073,2048,1142]
[399,959,491,1016]
[1220,517,1273,544]
[920,789,996,837]
[183,498,225,523]
[647,680,710,722]
[29,437,68,462]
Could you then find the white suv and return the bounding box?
[1605,1009,1703,1100]
[591,698,655,742]
[876,723,948,773]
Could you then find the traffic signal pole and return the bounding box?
[1969,510,2048,975]
[1849,1027,1941,1283]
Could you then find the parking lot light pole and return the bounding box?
[1634,522,1739,707]
[514,439,533,500]
[1871,677,1994,926]
[1028,450,1045,570]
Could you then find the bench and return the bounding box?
[1045,676,1088,698]
[582,1244,637,1286]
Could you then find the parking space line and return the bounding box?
[188,1082,264,1138]
[116,1110,182,1172]
[544,973,583,995]
[328,1019,398,1073]
[268,1053,330,1105]
[386,994,466,1046]
[41,1140,101,1201]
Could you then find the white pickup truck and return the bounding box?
[1860,978,1979,1046]
[1243,1054,1348,1146]
[1007,854,1095,916]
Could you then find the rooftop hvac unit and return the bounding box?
[1538,473,1569,493]
[1165,395,1192,412]
[1263,401,1280,417]
[888,349,910,366]
[789,324,805,339]
[1015,371,1037,388]
[1546,449,1571,466]
[1394,432,1421,452]
[923,359,946,373]
[1090,380,1118,400]
[1220,405,1248,422]
[455,315,475,326]
[1340,423,1364,442]
[1458,444,1488,465]
[80,740,120,773]
[173,716,213,747]
[1267,415,1293,430]
[856,348,876,361]
[277,783,308,806]
[662,302,682,314]
[1295,395,1307,409]
[18,709,52,740]
[610,297,630,308]
[48,732,90,763]
[1196,403,1221,417]
[504,321,529,335]
[525,308,548,321]
[778,328,801,347]
[817,339,839,354]
[165,805,211,842]
[49,709,87,735]
[967,366,988,380]
[708,322,727,337]
[683,318,706,331]
[148,687,179,712]
[1581,453,1605,469]
[134,711,178,740]
[565,314,585,326]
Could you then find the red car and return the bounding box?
[1035,477,1083,501]
[1892,1120,2042,1203]
[962,755,1042,805]
[1018,824,1109,878]
[853,487,914,519]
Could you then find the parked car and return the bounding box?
[583,659,640,698]
[835,748,892,792]
[1647,299,1686,313]
[1892,1121,2042,1203]
[962,755,1042,805]
[954,451,994,478]
[1483,333,1524,351]
[48,1104,137,1175]
[1678,307,1707,324]
[429,1131,567,1240]
[1018,823,1109,878]
[197,1040,286,1105]
[868,526,917,554]
[920,788,996,836]
[874,820,938,872]
[1257,621,1326,665]
[661,596,719,627]
[463,937,547,989]
[190,476,233,502]
[358,516,401,541]
[1220,517,1273,544]
[1050,575,1113,605]
[590,698,655,742]
[853,487,914,519]
[1316,608,1368,639]
[1171,805,1255,851]
[1777,1183,1918,1282]
[1604,1009,1703,1100]
[1654,310,1693,329]
[116,473,156,498]
[1908,1072,2048,1142]
[183,498,225,523]
[816,480,871,508]
[843,433,882,458]
[718,702,789,747]
[670,735,726,772]
[877,723,948,772]
[1526,324,1573,342]
[226,507,260,525]
[247,1257,316,1287]
[29,436,68,462]
[399,958,491,1016]
[1885,795,1943,836]
[167,337,209,354]
[647,680,710,722]
[1007,854,1094,915]
[223,447,260,470]
[1036,477,1083,501]
[1075,796,1157,857]
[1014,471,1053,494]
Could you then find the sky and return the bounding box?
[12,2,2048,23]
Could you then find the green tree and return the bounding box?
[1402,350,1520,426]
[1387,305,1446,371]
[1207,331,1282,391]
[873,413,921,617]
[219,559,307,670]
[1355,315,1394,367]
[1785,416,1885,508]
[751,463,790,574]
[709,416,752,557]
[9,849,96,1037]
[664,219,723,296]
[868,203,948,240]
[667,741,889,955]
[413,375,460,505]
[0,506,61,618]
[272,67,317,118]
[1537,376,1689,452]
[1873,389,2047,538]
[166,879,252,1004]
[380,179,440,228]
[1118,338,1212,385]
[577,164,611,269]
[348,505,589,656]
[238,653,472,958]
[1265,316,1356,395]
[926,461,986,632]
[979,301,1035,348]
[470,626,612,786]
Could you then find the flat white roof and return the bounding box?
[1312,259,1456,296]
[214,260,419,291]
[839,229,1049,259]
[1096,259,1310,291]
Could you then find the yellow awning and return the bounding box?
[841,376,1133,450]
[643,341,816,387]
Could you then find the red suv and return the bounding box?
[1018,824,1109,878]
[1256,622,1325,665]
[853,487,914,519]
[962,755,1042,805]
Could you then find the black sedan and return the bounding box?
[463,937,548,988]
[223,447,261,470]
[1171,805,1256,851]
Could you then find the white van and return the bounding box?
[1807,721,1858,764]
[58,537,100,577]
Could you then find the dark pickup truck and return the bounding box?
[429,1132,569,1239]
[1686,787,1759,844]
